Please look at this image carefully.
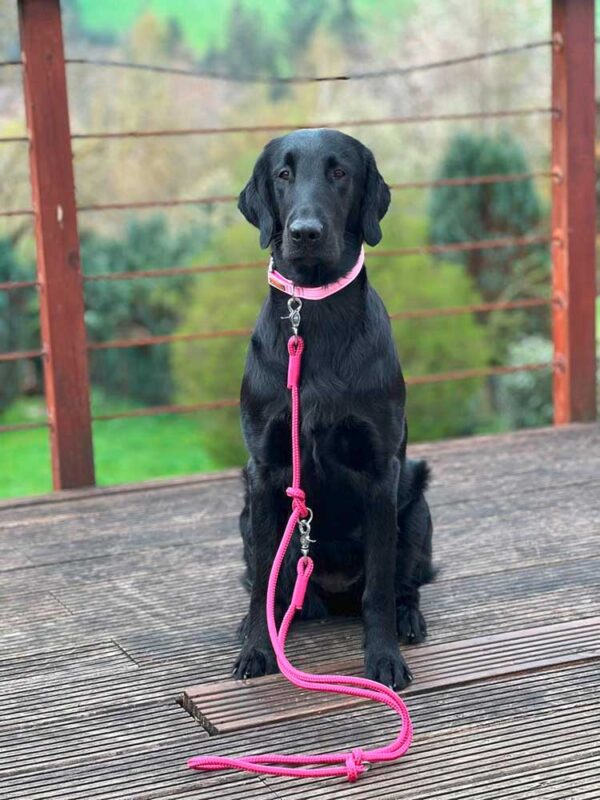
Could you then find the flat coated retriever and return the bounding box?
[234,129,434,689]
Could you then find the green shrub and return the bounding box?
[0,217,208,416]
[82,215,207,405]
[0,237,38,412]
[373,210,494,441]
[496,335,553,428]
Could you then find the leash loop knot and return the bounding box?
[291,556,314,610]
[287,334,304,357]
[346,749,366,783]
[286,486,308,518]
[287,335,304,388]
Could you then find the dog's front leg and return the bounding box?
[362,462,413,689]
[233,473,282,679]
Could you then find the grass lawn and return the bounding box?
[0,396,225,499]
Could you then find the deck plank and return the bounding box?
[181,617,600,734]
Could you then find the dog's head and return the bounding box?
[238,129,390,286]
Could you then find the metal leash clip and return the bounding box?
[281,294,302,337]
[298,508,315,557]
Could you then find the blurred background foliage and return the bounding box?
[1,0,598,497]
[81,217,207,405]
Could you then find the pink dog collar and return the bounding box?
[268,246,365,300]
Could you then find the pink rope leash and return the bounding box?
[188,333,413,783]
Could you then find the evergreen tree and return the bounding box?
[429,131,545,304]
[202,1,278,80]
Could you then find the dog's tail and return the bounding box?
[410,458,431,496]
[398,458,438,585]
[398,458,431,511]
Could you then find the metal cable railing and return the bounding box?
[1,39,553,84]
[0,170,560,222]
[0,171,555,223]
[0,207,35,218]
[91,362,555,419]
[0,279,37,291]
[0,108,557,148]
[0,348,44,363]
[66,108,556,143]
[88,296,552,353]
[64,40,553,84]
[75,171,555,214]
[83,234,553,283]
[388,297,551,321]
[0,233,554,293]
[0,294,552,363]
[0,420,48,433]
[0,361,554,434]
[406,362,551,385]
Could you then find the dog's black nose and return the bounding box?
[289,219,323,243]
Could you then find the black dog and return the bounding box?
[234,129,434,689]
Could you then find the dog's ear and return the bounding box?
[238,150,274,249]
[360,148,391,247]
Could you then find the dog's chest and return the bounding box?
[311,568,363,594]
[310,528,364,594]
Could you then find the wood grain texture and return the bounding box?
[18,0,95,488]
[551,0,597,422]
[186,663,600,800]
[0,424,599,798]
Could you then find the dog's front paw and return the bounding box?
[396,604,427,644]
[365,647,413,690]
[233,641,278,680]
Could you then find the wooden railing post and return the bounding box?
[551,0,597,424]
[18,0,95,488]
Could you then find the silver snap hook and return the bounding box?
[298,507,315,557]
[281,295,302,336]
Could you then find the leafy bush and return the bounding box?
[172,200,494,466]
[0,237,37,412]
[495,335,553,429]
[373,209,494,441]
[82,215,208,406]
[0,217,207,416]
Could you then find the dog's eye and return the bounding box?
[332,168,346,179]
[278,169,291,180]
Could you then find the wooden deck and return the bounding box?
[1,423,599,799]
